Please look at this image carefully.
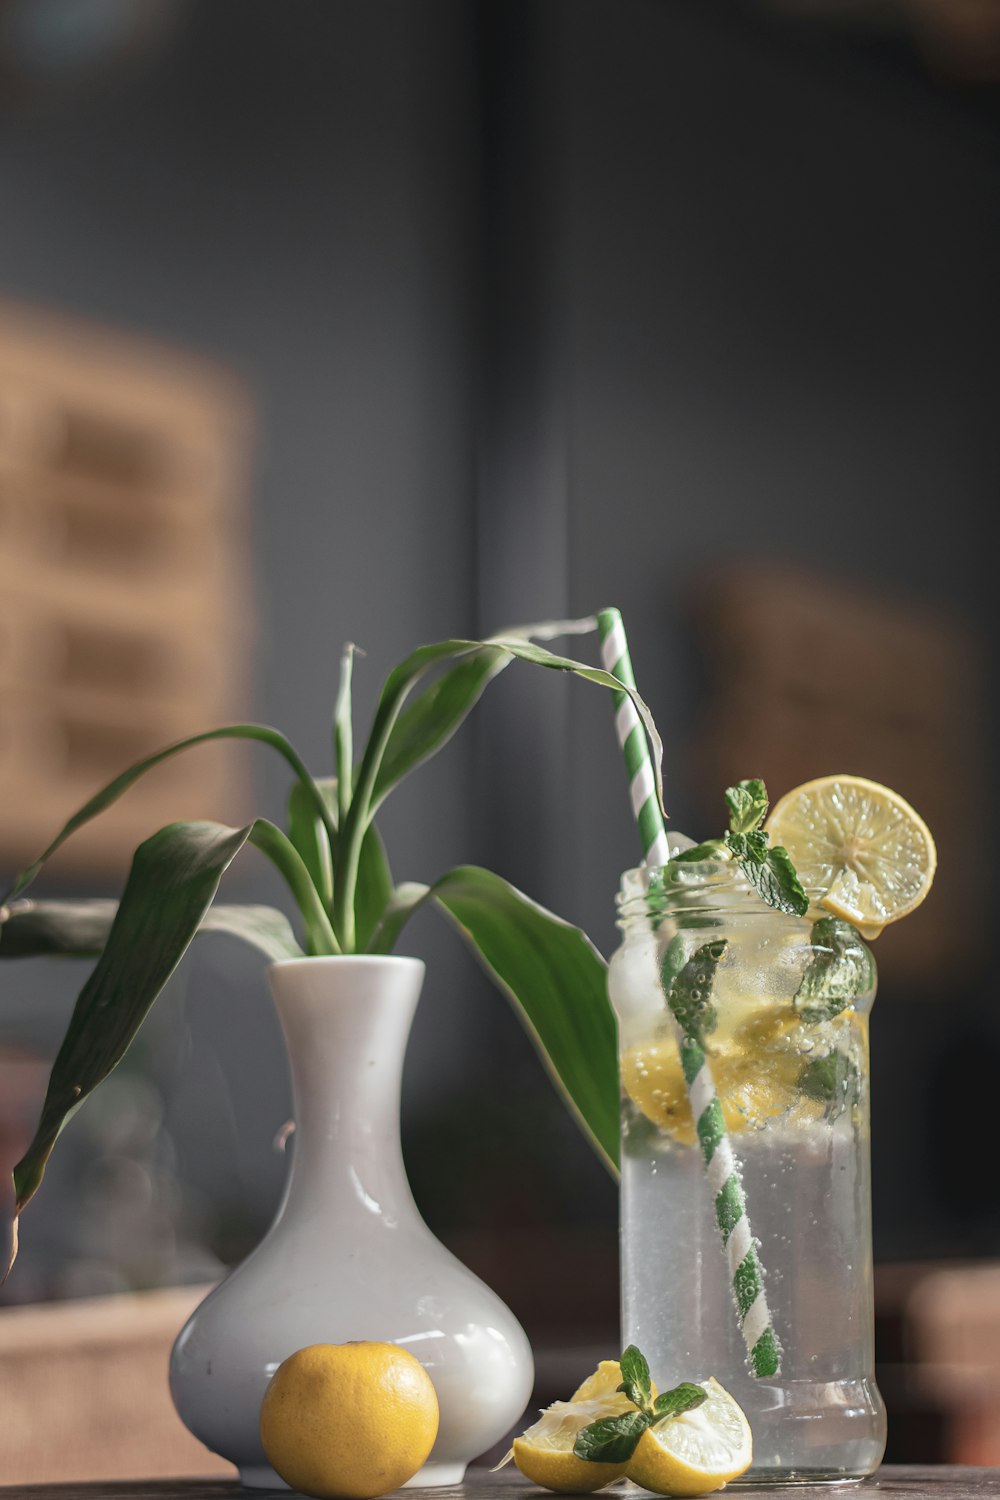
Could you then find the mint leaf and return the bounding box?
[796,917,875,1021]
[725,779,769,835]
[652,1383,708,1420]
[728,831,808,917]
[666,938,726,1040]
[671,839,728,864]
[757,844,809,917]
[799,1050,860,1113]
[573,1410,651,1464]
[617,1344,652,1409]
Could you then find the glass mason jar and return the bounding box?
[608,860,886,1484]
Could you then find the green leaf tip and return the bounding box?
[725,779,769,835]
[617,1344,653,1409]
[652,1382,709,1420]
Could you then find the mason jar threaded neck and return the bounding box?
[616,860,813,929]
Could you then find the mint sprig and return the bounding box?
[795,916,875,1021]
[572,1345,707,1465]
[617,1343,653,1408]
[725,778,769,834]
[666,779,808,918]
[729,830,808,917]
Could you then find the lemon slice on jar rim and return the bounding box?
[765,775,936,940]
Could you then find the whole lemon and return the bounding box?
[259,1341,439,1499]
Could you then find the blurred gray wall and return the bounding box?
[1,0,998,1292]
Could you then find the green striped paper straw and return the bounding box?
[597,610,670,869]
[597,606,782,1380]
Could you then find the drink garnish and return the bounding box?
[573,1346,706,1464]
[794,916,876,1022]
[765,774,936,938]
[672,779,808,918]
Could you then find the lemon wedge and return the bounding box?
[511,1359,651,1492]
[766,775,936,939]
[624,1377,752,1496]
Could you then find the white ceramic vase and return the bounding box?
[169,955,534,1486]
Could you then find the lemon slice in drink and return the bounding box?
[766,775,936,940]
[624,1378,752,1496]
[511,1359,650,1492]
[622,1009,810,1145]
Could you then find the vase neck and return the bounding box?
[267,957,425,1221]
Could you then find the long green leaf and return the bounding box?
[367,881,430,955]
[370,646,510,812]
[248,821,339,955]
[334,645,355,827]
[0,900,303,963]
[287,778,337,913]
[376,865,619,1175]
[7,821,259,1244]
[4,724,337,905]
[0,899,119,958]
[334,620,662,951]
[194,904,303,961]
[355,825,394,952]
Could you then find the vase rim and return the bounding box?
[268,953,424,973]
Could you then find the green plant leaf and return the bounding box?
[286,778,337,912]
[672,839,728,864]
[333,644,356,826]
[573,1410,651,1464]
[4,724,337,906]
[374,865,618,1171]
[617,1344,653,1409]
[0,900,302,963]
[725,779,769,835]
[798,1050,860,1114]
[428,865,619,1175]
[197,905,304,961]
[0,899,119,958]
[727,830,808,917]
[334,622,663,953]
[6,821,258,1243]
[370,646,510,813]
[355,823,394,953]
[666,939,726,1042]
[795,917,875,1022]
[366,882,430,956]
[652,1383,708,1420]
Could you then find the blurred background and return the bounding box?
[0,0,998,1479]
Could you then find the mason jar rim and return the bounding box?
[615,861,823,924]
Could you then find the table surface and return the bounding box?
[1,1468,997,1499]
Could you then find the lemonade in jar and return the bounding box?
[603,760,937,1485]
[595,608,938,1485]
[610,854,884,1482]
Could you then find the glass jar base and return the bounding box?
[733,1469,873,1487]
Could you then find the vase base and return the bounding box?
[405,1462,467,1487]
[238,1461,468,1490]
